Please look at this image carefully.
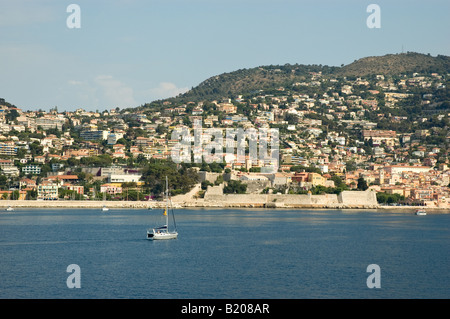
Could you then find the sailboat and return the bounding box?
[147,177,178,240]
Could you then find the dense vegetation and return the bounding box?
[141,160,199,197]
[338,52,450,77]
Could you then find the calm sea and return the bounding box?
[0,208,448,299]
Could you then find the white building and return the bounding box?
[37,181,58,200]
[385,165,432,174]
[80,130,110,141]
[22,165,41,175]
[107,174,142,183]
[107,134,118,145]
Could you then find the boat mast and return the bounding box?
[165,176,169,228]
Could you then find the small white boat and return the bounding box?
[5,206,14,212]
[100,192,109,211]
[147,177,178,240]
[148,226,178,240]
[415,209,426,216]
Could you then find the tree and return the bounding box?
[223,180,247,194]
[331,175,348,192]
[67,157,80,167]
[26,189,37,200]
[116,138,130,148]
[214,175,224,185]
[11,190,20,200]
[29,141,43,156]
[76,171,86,181]
[5,109,19,122]
[376,192,387,203]
[357,177,368,191]
[284,113,299,125]
[346,161,357,172]
[155,125,168,135]
[141,160,199,196]
[201,180,213,190]
[0,174,7,190]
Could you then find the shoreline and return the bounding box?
[0,200,448,212]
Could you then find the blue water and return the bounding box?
[0,208,448,299]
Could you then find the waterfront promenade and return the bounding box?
[0,199,448,212]
[0,199,161,209]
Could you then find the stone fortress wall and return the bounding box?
[179,184,379,208]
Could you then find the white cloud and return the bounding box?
[94,75,137,108]
[149,82,189,100]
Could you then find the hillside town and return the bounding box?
[0,68,449,208]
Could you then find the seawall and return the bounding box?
[0,190,379,209]
[177,185,380,209]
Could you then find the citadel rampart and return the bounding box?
[183,184,379,208]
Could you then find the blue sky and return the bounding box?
[0,0,449,111]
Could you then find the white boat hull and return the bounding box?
[147,230,178,240]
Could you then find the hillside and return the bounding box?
[140,52,449,108]
[337,52,450,77]
[175,64,337,103]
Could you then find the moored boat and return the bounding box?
[415,209,426,215]
[147,177,178,240]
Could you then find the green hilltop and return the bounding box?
[337,52,450,77]
[138,52,449,109]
